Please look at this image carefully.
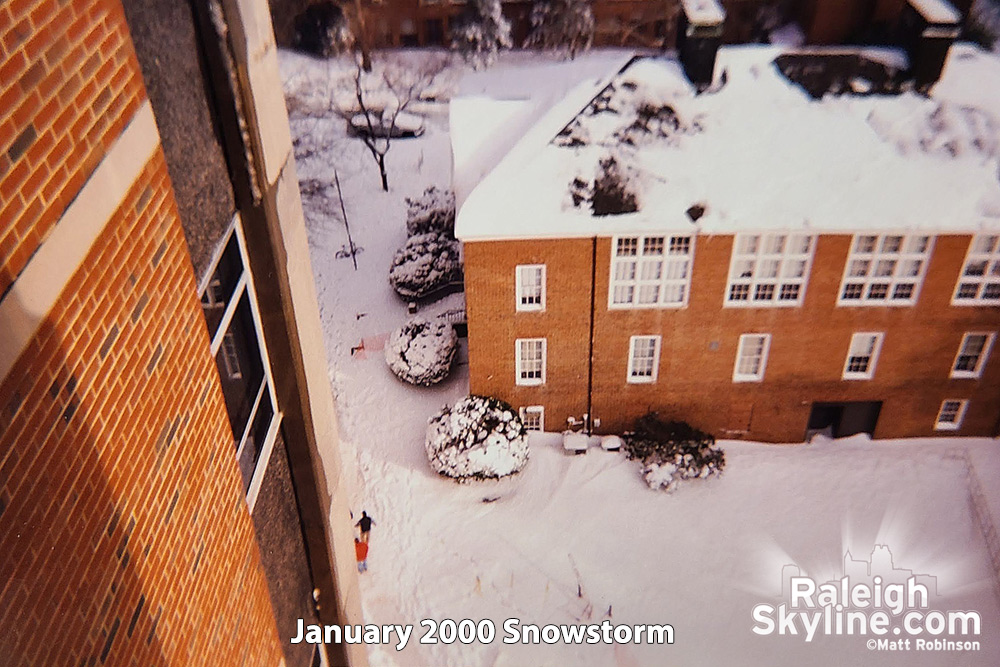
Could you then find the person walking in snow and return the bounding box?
[355,511,375,543]
[354,538,368,573]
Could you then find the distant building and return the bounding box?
[453,0,1000,442]
[0,0,361,665]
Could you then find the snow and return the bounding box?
[909,0,962,24]
[455,45,1000,241]
[769,22,805,47]
[681,0,726,26]
[280,48,1000,666]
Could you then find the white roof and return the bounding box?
[454,44,1000,242]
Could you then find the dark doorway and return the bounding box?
[424,19,444,46]
[806,401,882,440]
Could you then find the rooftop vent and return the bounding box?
[899,0,962,90]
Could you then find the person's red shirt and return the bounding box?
[355,539,368,562]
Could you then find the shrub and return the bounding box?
[388,232,463,299]
[591,156,638,216]
[622,413,725,492]
[426,396,529,481]
[293,2,353,57]
[385,318,458,386]
[406,187,456,237]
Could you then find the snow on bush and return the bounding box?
[866,101,1000,160]
[622,413,725,493]
[451,0,512,69]
[406,186,456,237]
[388,232,463,299]
[426,396,529,481]
[385,317,458,386]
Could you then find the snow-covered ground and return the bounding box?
[280,49,1000,666]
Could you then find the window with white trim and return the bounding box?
[516,265,545,311]
[520,406,544,431]
[842,332,883,379]
[951,332,995,378]
[627,335,661,383]
[733,334,771,382]
[838,234,932,305]
[609,235,693,308]
[953,235,1000,305]
[725,233,815,306]
[935,400,968,431]
[199,219,281,511]
[515,338,546,385]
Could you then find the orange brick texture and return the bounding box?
[465,234,1000,442]
[0,0,145,297]
[0,151,283,665]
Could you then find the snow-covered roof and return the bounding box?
[908,0,962,25]
[454,44,1000,242]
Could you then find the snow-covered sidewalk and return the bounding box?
[280,49,1000,666]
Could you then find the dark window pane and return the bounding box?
[239,390,274,493]
[201,234,243,339]
[215,293,265,442]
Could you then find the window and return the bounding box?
[838,234,932,305]
[520,406,544,431]
[516,338,546,385]
[725,233,815,306]
[199,219,281,510]
[951,332,995,378]
[935,400,968,431]
[953,235,1000,305]
[733,334,771,382]
[842,332,883,379]
[516,265,545,311]
[609,235,693,308]
[627,335,661,383]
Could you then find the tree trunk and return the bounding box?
[378,155,388,191]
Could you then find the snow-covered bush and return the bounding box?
[526,0,594,59]
[591,156,639,216]
[406,187,456,237]
[385,318,458,386]
[293,2,354,57]
[451,0,512,69]
[388,232,463,299]
[426,395,529,481]
[622,413,725,493]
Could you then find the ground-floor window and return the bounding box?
[935,400,968,431]
[520,405,544,431]
[843,332,883,380]
[733,334,770,382]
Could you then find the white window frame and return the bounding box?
[515,264,546,312]
[953,235,1000,306]
[515,338,546,386]
[200,216,282,512]
[519,405,545,432]
[724,233,816,307]
[733,334,771,383]
[837,234,933,306]
[935,400,968,431]
[951,332,996,379]
[842,332,884,380]
[608,235,694,309]
[626,335,661,383]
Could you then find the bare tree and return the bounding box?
[337,54,449,191]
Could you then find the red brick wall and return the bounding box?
[467,233,1000,442]
[0,150,284,665]
[1,0,145,297]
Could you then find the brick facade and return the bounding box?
[1,0,145,297]
[1,1,289,663]
[465,233,1000,442]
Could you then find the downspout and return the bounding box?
[587,236,597,435]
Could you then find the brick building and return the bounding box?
[454,3,1000,443]
[1,0,362,665]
